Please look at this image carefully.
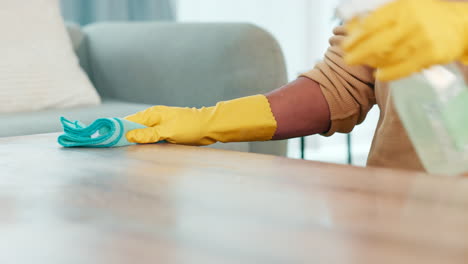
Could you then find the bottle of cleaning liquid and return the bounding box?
[337,1,468,175]
[391,64,468,175]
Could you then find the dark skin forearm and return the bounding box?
[266,77,331,140]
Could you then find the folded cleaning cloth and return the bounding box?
[58,117,147,148]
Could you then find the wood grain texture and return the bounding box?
[1,133,468,264]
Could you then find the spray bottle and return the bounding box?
[337,0,468,175]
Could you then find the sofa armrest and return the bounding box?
[83,22,287,107]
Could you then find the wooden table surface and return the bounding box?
[1,133,468,264]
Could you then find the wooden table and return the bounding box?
[1,133,468,264]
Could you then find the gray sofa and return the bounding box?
[0,22,288,156]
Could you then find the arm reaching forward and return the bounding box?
[124,26,376,145]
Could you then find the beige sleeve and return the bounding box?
[301,26,376,136]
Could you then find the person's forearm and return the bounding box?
[266,77,331,140]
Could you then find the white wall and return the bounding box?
[176,0,341,80]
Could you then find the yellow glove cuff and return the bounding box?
[204,95,278,143]
[455,3,468,65]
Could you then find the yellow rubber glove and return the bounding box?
[124,95,277,145]
[343,0,468,81]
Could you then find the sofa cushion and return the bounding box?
[0,100,149,137]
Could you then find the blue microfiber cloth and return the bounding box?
[58,117,147,148]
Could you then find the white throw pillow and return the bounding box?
[0,0,101,114]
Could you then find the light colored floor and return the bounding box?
[288,107,380,167]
